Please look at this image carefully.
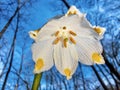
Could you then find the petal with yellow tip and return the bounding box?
[64,68,72,80]
[32,40,54,73]
[34,58,44,71]
[66,15,100,39]
[93,26,105,35]
[65,5,84,17]
[54,42,78,79]
[92,52,105,64]
[92,26,106,39]
[76,37,103,65]
[35,20,59,42]
[93,27,102,34]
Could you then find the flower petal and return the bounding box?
[80,14,93,28]
[76,37,105,65]
[69,15,100,39]
[35,14,101,42]
[31,40,54,73]
[35,19,60,42]
[65,6,105,39]
[65,5,92,28]
[58,15,100,39]
[54,42,78,79]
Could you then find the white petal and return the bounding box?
[64,6,100,39]
[65,6,93,28]
[54,42,78,79]
[32,40,54,73]
[35,14,100,42]
[76,37,104,65]
[71,15,100,39]
[59,15,100,39]
[35,19,60,42]
[81,14,93,28]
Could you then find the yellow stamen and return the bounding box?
[93,27,102,35]
[63,38,68,48]
[55,31,59,36]
[69,30,77,36]
[35,58,44,71]
[53,37,60,44]
[64,68,71,80]
[69,37,76,44]
[92,52,102,63]
[63,26,67,30]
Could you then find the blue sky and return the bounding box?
[0,0,120,89]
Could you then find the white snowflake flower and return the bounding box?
[29,5,105,80]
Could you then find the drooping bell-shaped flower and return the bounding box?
[29,5,105,80]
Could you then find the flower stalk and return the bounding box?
[32,73,42,90]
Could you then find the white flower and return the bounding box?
[29,5,105,80]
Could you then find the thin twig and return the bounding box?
[92,66,108,90]
[62,0,70,9]
[1,11,19,90]
[0,0,29,39]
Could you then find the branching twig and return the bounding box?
[62,0,70,9]
[102,51,120,80]
[0,0,29,39]
[11,67,29,90]
[97,65,114,90]
[79,64,86,90]
[1,7,19,90]
[92,66,108,90]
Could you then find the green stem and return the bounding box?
[32,73,42,90]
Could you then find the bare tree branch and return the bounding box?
[92,66,108,90]
[15,31,26,90]
[102,51,120,80]
[12,67,30,90]
[0,0,29,39]
[62,0,70,9]
[102,65,120,90]
[97,65,114,90]
[79,64,86,90]
[1,6,19,89]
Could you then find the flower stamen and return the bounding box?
[55,31,60,36]
[52,27,77,47]
[63,38,68,48]
[63,26,67,30]
[69,30,77,36]
[53,37,60,44]
[69,37,76,44]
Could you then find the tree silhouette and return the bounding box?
[0,0,120,90]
